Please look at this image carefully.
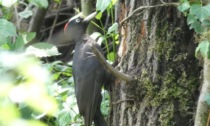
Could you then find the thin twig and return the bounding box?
[27,5,48,32]
[48,0,63,41]
[91,43,135,83]
[40,19,69,33]
[16,3,34,29]
[45,13,73,19]
[14,4,20,29]
[120,2,179,25]
[104,14,110,30]
[44,6,74,19]
[206,111,210,126]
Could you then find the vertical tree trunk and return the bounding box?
[194,58,210,126]
[81,0,96,34]
[110,0,200,126]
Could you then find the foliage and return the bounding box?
[44,61,83,126]
[0,0,59,55]
[91,0,119,62]
[0,19,16,37]
[0,0,60,126]
[178,0,210,59]
[28,0,48,8]
[195,40,210,59]
[0,0,112,125]
[178,1,210,125]
[0,51,58,126]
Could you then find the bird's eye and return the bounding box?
[76,19,80,22]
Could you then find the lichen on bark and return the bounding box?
[110,0,200,126]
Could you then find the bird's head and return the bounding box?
[63,12,97,41]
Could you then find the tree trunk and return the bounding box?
[109,0,200,126]
[81,0,96,34]
[194,58,210,126]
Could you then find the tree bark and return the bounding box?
[194,58,210,126]
[109,0,200,126]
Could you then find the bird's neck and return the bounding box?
[76,34,89,44]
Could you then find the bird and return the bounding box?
[64,12,109,126]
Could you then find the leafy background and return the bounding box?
[0,0,116,126]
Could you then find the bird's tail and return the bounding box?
[94,107,107,126]
[84,94,106,126]
[84,81,100,126]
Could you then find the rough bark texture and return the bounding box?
[109,0,200,126]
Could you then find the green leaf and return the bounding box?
[1,7,13,20]
[95,11,102,20]
[195,40,210,59]
[115,34,119,40]
[54,0,61,3]
[12,32,36,50]
[190,21,204,33]
[204,93,210,105]
[26,32,36,42]
[0,19,16,37]
[178,1,190,12]
[19,105,33,119]
[115,40,119,44]
[25,43,61,57]
[187,14,197,25]
[203,4,210,14]
[13,35,25,50]
[58,110,71,126]
[96,0,111,12]
[101,90,110,116]
[190,4,210,22]
[112,0,117,5]
[18,10,33,18]
[202,20,210,27]
[107,52,116,62]
[0,35,10,46]
[107,22,118,34]
[0,43,10,50]
[28,0,48,8]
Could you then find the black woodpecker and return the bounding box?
[64,12,108,126]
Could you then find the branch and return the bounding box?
[91,43,135,83]
[24,5,48,47]
[44,6,73,19]
[16,3,34,30]
[27,6,48,32]
[120,2,179,25]
[40,19,69,33]
[48,0,63,41]
[81,0,97,34]
[14,4,20,29]
[194,58,210,126]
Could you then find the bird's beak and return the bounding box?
[83,12,97,23]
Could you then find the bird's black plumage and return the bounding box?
[64,12,108,126]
